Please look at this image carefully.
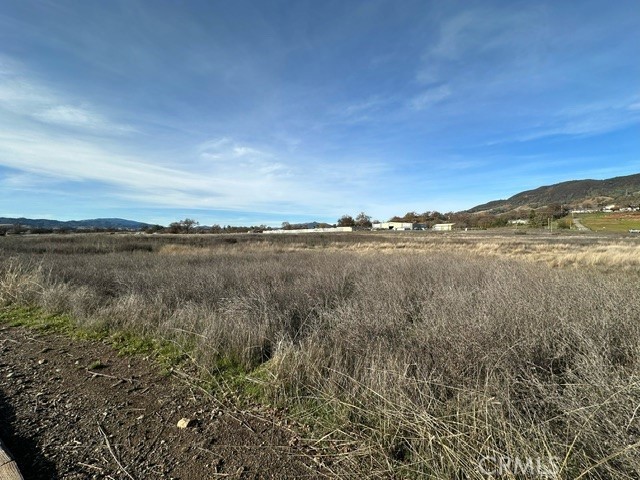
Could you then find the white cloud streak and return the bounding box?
[32,104,133,133]
[0,61,397,219]
[489,97,640,144]
[0,66,133,135]
[410,85,452,110]
[0,126,388,216]
[410,6,640,142]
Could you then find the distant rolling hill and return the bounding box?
[0,217,153,231]
[469,173,640,213]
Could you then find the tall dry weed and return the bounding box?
[1,233,639,477]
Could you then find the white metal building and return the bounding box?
[371,222,414,231]
[263,226,354,234]
[432,223,455,231]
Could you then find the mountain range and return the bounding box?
[2,174,640,229]
[469,173,640,213]
[0,217,153,231]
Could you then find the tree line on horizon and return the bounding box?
[0,204,576,236]
[165,204,572,233]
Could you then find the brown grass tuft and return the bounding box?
[2,232,640,477]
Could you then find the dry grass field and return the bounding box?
[2,231,640,478]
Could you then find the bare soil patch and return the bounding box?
[0,325,326,479]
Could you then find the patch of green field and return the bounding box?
[0,305,267,404]
[0,306,75,333]
[0,306,186,371]
[578,212,640,232]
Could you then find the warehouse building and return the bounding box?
[432,223,455,231]
[371,222,414,231]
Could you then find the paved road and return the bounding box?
[573,217,590,231]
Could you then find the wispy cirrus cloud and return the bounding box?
[0,56,398,220]
[0,63,133,135]
[487,97,640,144]
[0,126,389,216]
[0,2,638,224]
[337,95,393,123]
[196,137,286,174]
[0,171,52,190]
[416,6,550,87]
[409,4,640,144]
[409,85,452,111]
[32,105,134,133]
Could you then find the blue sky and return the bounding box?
[0,0,638,226]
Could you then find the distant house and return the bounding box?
[372,222,414,231]
[508,219,529,225]
[432,223,456,231]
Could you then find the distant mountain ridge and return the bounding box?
[5,174,640,230]
[469,173,640,213]
[0,217,153,230]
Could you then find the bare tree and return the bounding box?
[167,218,199,233]
[337,215,355,227]
[355,212,372,228]
[181,218,199,233]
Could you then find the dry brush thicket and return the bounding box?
[1,233,640,478]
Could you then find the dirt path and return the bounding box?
[572,217,590,231]
[0,325,328,479]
